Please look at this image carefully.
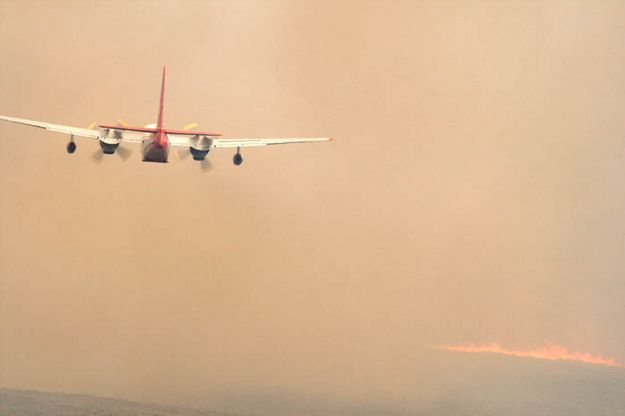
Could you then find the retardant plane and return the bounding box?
[0,66,331,169]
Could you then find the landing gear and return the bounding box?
[233,147,243,166]
[66,135,76,154]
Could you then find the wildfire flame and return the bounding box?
[435,342,623,368]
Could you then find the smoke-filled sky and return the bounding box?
[1,1,624,414]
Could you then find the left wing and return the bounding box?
[0,115,100,139]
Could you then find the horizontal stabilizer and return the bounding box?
[164,128,222,137]
[98,124,157,133]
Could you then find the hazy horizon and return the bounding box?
[1,1,624,414]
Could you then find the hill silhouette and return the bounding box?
[2,353,624,416]
[0,388,246,416]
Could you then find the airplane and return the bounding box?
[0,66,331,168]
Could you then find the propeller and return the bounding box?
[91,149,105,164]
[176,147,191,160]
[200,157,213,172]
[174,123,200,161]
[116,145,132,161]
[172,147,212,171]
[88,118,134,164]
[90,141,133,164]
[90,147,133,164]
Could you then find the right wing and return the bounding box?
[0,115,100,139]
[167,133,331,149]
[210,137,332,148]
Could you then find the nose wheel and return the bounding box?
[233,147,243,166]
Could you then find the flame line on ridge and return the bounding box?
[434,342,623,368]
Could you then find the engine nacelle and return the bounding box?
[190,147,209,161]
[66,141,77,154]
[99,140,119,154]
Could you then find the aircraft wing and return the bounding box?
[0,115,152,143]
[167,133,331,148]
[0,115,100,139]
[210,137,332,148]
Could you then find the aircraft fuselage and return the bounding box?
[142,130,169,162]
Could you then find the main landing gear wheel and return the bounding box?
[233,147,243,166]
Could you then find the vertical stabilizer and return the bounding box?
[157,65,167,129]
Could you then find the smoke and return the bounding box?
[1,1,625,413]
[435,342,624,368]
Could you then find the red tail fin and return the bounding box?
[157,65,166,130]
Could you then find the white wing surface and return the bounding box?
[167,133,331,148]
[211,137,331,148]
[0,115,100,139]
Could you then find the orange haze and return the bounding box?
[436,342,624,368]
[2,1,625,414]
